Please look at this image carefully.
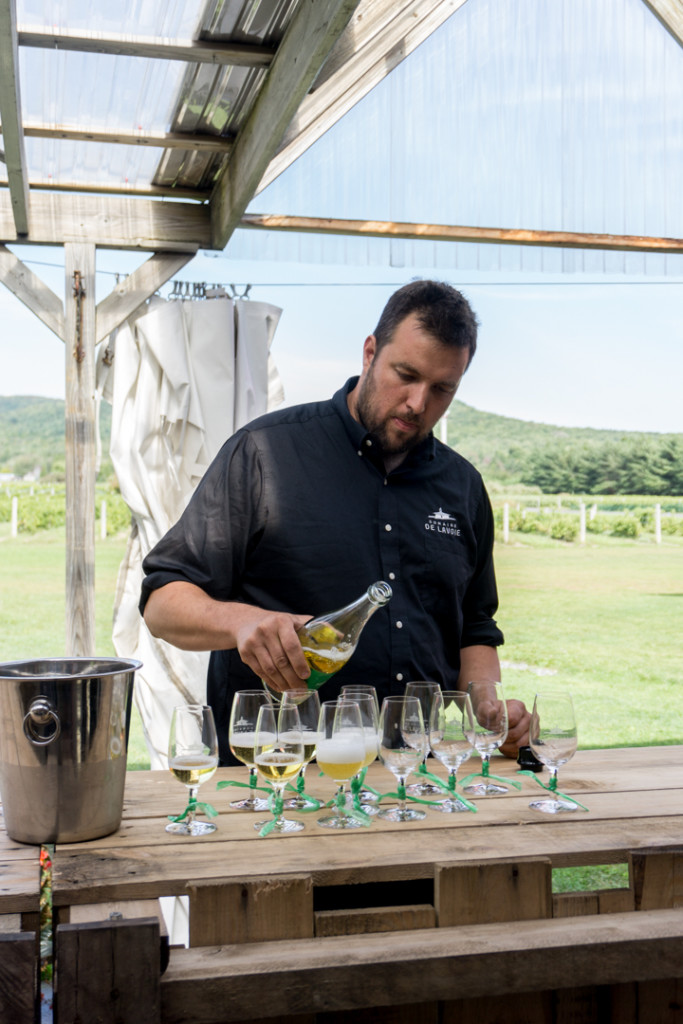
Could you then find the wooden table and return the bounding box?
[10,746,683,1022]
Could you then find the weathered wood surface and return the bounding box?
[0,932,36,1024]
[51,747,683,908]
[0,835,41,914]
[158,909,683,1023]
[56,918,160,1024]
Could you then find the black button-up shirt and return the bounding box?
[141,378,503,760]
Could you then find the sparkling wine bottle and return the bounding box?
[264,581,392,702]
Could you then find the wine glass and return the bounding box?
[528,691,579,813]
[316,699,367,829]
[404,681,443,796]
[253,703,306,834]
[340,692,380,814]
[281,689,321,810]
[428,691,477,813]
[166,704,219,836]
[377,695,426,822]
[228,690,272,810]
[462,680,512,795]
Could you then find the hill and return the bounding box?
[0,394,679,489]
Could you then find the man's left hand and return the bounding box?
[500,698,530,758]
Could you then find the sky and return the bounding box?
[2,246,682,435]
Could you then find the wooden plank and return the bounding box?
[19,122,234,153]
[159,909,683,1022]
[435,857,552,926]
[0,855,42,915]
[0,192,211,250]
[636,978,683,1024]
[315,903,436,936]
[0,0,29,234]
[95,251,194,343]
[56,918,160,1024]
[0,243,65,339]
[553,891,600,917]
[64,243,96,657]
[320,1004,438,1024]
[67,900,169,973]
[18,27,275,67]
[210,0,363,249]
[0,932,36,1024]
[442,992,551,1024]
[259,0,468,193]
[29,178,209,200]
[240,213,683,255]
[641,0,683,49]
[631,848,683,910]
[187,875,314,947]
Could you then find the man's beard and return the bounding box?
[355,370,427,456]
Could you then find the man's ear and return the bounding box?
[362,334,377,370]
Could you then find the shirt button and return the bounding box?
[396,673,404,682]
[395,621,403,629]
[385,524,392,532]
[389,572,396,580]
[357,450,363,457]
[365,439,372,446]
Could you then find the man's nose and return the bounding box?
[405,382,429,415]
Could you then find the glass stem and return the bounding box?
[187,787,199,824]
[481,755,490,778]
[397,777,407,813]
[549,768,558,793]
[248,767,258,789]
[448,769,457,792]
[296,766,306,793]
[335,783,347,813]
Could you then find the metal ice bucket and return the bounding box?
[0,657,141,844]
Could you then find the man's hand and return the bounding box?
[234,609,313,692]
[500,698,530,758]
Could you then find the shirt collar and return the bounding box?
[332,377,436,466]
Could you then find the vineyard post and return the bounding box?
[503,502,509,543]
[655,504,661,545]
[11,495,17,537]
[579,502,586,544]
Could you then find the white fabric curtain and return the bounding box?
[97,294,283,768]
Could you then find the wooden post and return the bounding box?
[64,243,96,657]
[10,494,17,536]
[579,501,586,543]
[503,502,509,543]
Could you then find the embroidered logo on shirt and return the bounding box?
[425,508,461,536]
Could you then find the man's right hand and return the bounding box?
[234,609,313,692]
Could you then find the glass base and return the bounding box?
[406,781,443,797]
[283,795,309,810]
[229,795,270,811]
[165,820,217,836]
[377,806,426,822]
[344,794,379,815]
[430,797,471,813]
[463,781,508,796]
[317,812,363,829]
[253,817,304,833]
[529,797,578,814]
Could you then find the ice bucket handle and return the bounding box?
[23,696,61,746]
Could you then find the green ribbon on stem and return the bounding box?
[284,775,323,811]
[517,770,589,811]
[460,757,522,791]
[216,778,272,796]
[168,795,218,824]
[407,766,478,811]
[377,782,445,809]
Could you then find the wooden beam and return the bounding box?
[258,0,468,193]
[64,243,96,658]
[17,123,233,153]
[210,0,363,250]
[240,213,683,255]
[0,244,65,339]
[17,27,275,67]
[641,0,683,48]
[27,179,210,201]
[0,191,212,250]
[96,251,194,343]
[0,0,29,234]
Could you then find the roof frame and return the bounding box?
[0,0,29,235]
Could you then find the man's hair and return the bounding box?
[373,280,478,365]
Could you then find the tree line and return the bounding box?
[520,437,683,495]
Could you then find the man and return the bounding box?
[141,280,529,762]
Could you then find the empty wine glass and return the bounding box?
[428,690,477,813]
[528,691,580,814]
[462,680,516,796]
[316,699,367,829]
[228,690,272,810]
[377,695,426,822]
[166,704,219,836]
[405,681,443,796]
[281,689,321,809]
[253,702,305,835]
